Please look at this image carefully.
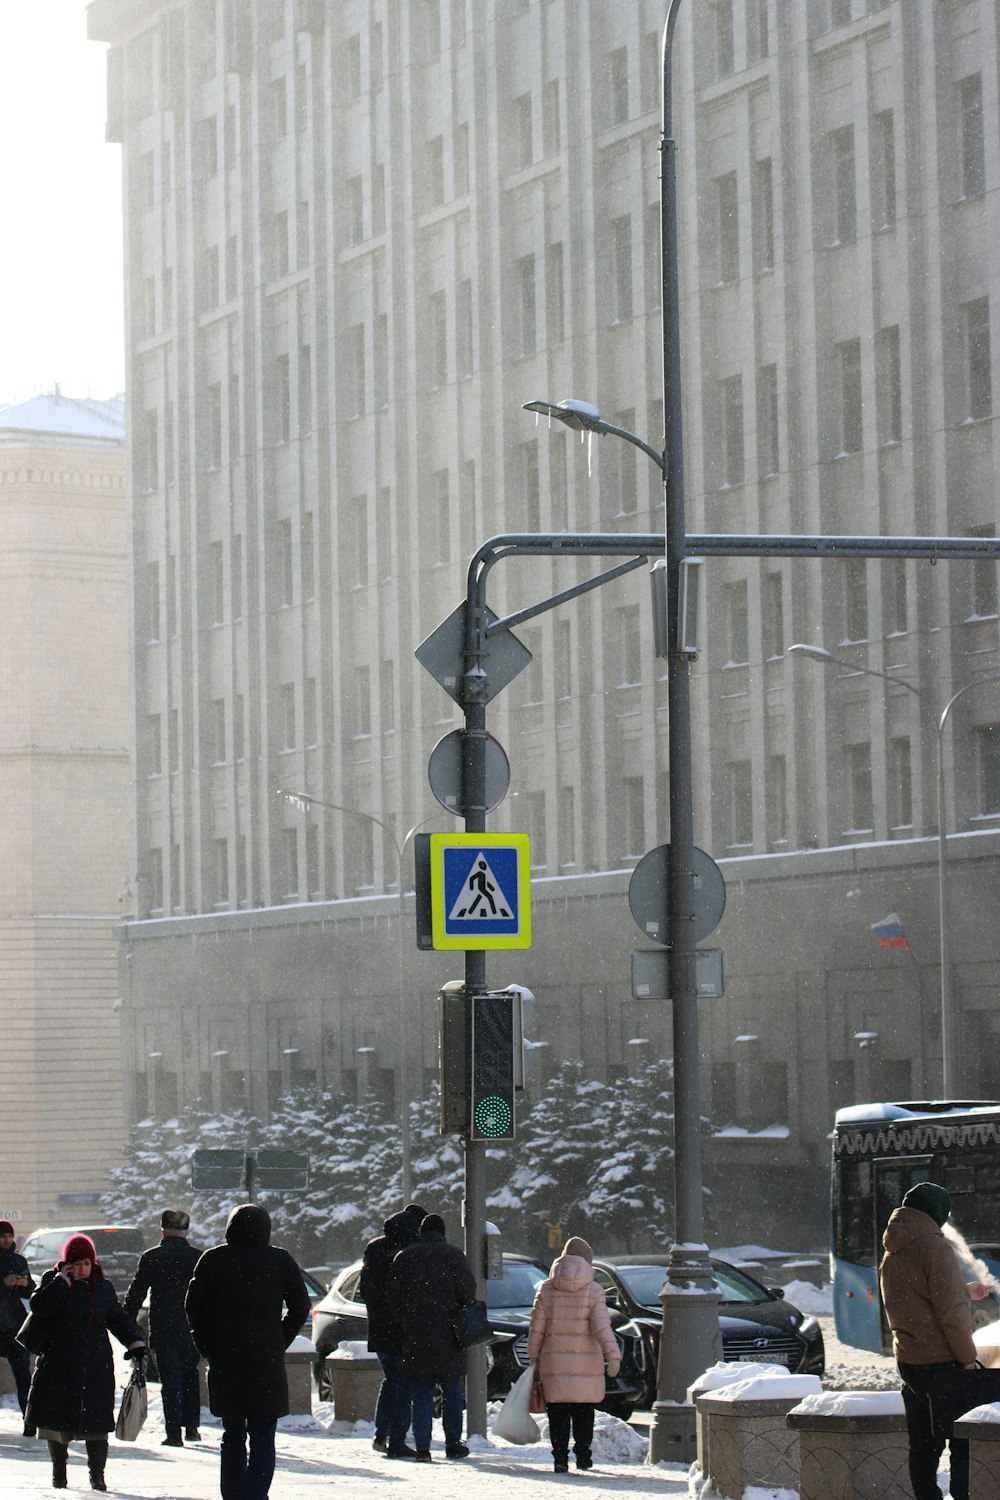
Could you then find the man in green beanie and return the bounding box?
[880,1182,1000,1500]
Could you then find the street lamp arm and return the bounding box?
[522,399,665,476]
[938,672,1000,737]
[786,643,922,697]
[275,788,397,854]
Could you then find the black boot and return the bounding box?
[86,1438,109,1491]
[47,1439,69,1489]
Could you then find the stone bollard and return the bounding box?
[954,1406,1000,1500]
[284,1336,314,1416]
[786,1390,909,1500]
[695,1371,823,1500]
[321,1346,383,1423]
[689,1362,817,1479]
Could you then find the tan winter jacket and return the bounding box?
[878,1206,976,1366]
[527,1253,620,1404]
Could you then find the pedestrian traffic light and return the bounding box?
[470,991,515,1141]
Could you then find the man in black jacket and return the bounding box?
[359,1202,425,1456]
[186,1205,310,1500]
[0,1220,34,1432]
[124,1209,202,1446]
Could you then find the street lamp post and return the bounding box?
[787,645,1000,1096]
[276,790,432,1200]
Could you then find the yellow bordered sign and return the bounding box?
[429,833,532,950]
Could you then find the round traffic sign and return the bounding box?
[627,844,726,946]
[428,730,510,816]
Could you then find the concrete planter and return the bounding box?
[320,1351,382,1423]
[285,1348,314,1416]
[696,1393,804,1499]
[787,1403,910,1500]
[954,1410,1000,1500]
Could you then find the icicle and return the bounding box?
[587,429,593,478]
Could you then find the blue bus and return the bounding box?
[831,1100,1000,1353]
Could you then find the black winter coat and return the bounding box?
[360,1209,422,1352]
[25,1267,143,1435]
[386,1229,477,1378]
[124,1235,201,1350]
[185,1205,311,1422]
[0,1246,34,1333]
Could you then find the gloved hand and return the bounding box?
[606,1360,620,1378]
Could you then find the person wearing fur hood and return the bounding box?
[526,1236,620,1473]
[879,1181,1000,1500]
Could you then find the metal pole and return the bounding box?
[649,0,721,1466]
[937,724,952,1096]
[462,601,489,1437]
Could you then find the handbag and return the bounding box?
[492,1363,541,1444]
[529,1371,547,1414]
[15,1309,51,1356]
[115,1359,148,1442]
[450,1298,492,1350]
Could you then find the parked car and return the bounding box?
[20,1225,146,1289]
[310,1251,646,1417]
[591,1255,826,1408]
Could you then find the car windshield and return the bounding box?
[615,1263,767,1307]
[486,1261,546,1309]
[86,1230,146,1259]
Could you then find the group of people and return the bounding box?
[361,1205,620,1472]
[0,1205,309,1498]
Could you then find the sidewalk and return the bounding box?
[1,1393,692,1500]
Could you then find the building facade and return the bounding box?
[0,392,128,1232]
[88,0,1000,1244]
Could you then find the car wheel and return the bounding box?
[314,1360,335,1402]
[601,1397,635,1420]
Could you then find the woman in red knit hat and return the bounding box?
[24,1233,145,1491]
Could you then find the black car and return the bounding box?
[310,1252,646,1418]
[592,1256,826,1408]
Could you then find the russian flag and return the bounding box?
[872,912,910,951]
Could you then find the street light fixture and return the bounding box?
[276,789,434,1199]
[787,644,1000,1094]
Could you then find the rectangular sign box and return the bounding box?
[429,833,532,950]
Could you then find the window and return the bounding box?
[233,694,245,761]
[284,827,299,896]
[960,76,985,199]
[549,437,568,530]
[271,75,287,137]
[199,115,218,176]
[429,290,447,386]
[301,511,314,600]
[837,338,863,453]
[209,539,224,622]
[831,0,852,26]
[346,34,361,99]
[306,823,320,895]
[752,157,774,271]
[280,518,294,605]
[558,785,576,865]
[716,0,734,76]
[147,561,160,641]
[456,279,473,376]
[374,312,389,406]
[171,841,181,911]
[231,534,243,620]
[766,753,786,843]
[281,683,296,749]
[299,344,312,435]
[347,176,363,243]
[356,666,371,736]
[352,496,369,585]
[849,743,873,830]
[873,110,896,228]
[729,760,753,845]
[207,381,222,467]
[434,469,450,562]
[515,93,532,168]
[227,376,239,460]
[885,558,907,634]
[721,374,744,485]
[168,708,179,774]
[890,738,912,827]
[749,0,769,61]
[523,789,547,869]
[762,571,784,658]
[150,849,164,912]
[543,79,560,155]
[968,526,998,618]
[272,209,289,277]
[426,135,444,205]
[148,714,162,776]
[613,407,637,514]
[372,163,386,234]
[142,408,158,492]
[978,726,1000,813]
[611,215,632,321]
[845,557,868,640]
[545,243,564,344]
[212,698,226,763]
[726,580,749,664]
[377,487,392,580]
[832,126,857,243]
[877,325,902,444]
[517,254,536,355]
[757,362,779,476]
[717,173,739,282]
[166,555,176,638]
[623,776,645,857]
[522,441,540,529]
[274,353,291,442]
[304,676,318,745]
[349,323,366,416]
[620,605,642,684]
[609,47,628,126]
[380,659,395,732]
[965,299,992,420]
[454,121,469,196]
[644,202,660,310]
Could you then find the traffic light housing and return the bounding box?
[470,991,515,1140]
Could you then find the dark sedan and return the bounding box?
[592,1256,825,1408]
[310,1252,646,1418]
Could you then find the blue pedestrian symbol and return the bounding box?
[443,847,519,936]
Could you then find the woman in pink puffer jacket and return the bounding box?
[527,1237,621,1472]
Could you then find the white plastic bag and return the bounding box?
[114,1360,148,1442]
[492,1363,541,1444]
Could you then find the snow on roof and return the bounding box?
[0,390,125,449]
[835,1100,1000,1126]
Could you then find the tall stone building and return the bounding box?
[0,392,128,1231]
[87,0,1000,1243]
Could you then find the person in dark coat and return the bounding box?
[386,1213,477,1462]
[359,1202,425,1455]
[24,1232,145,1492]
[0,1219,35,1433]
[124,1207,202,1446]
[185,1204,311,1500]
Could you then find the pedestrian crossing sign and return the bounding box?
[429,833,532,950]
